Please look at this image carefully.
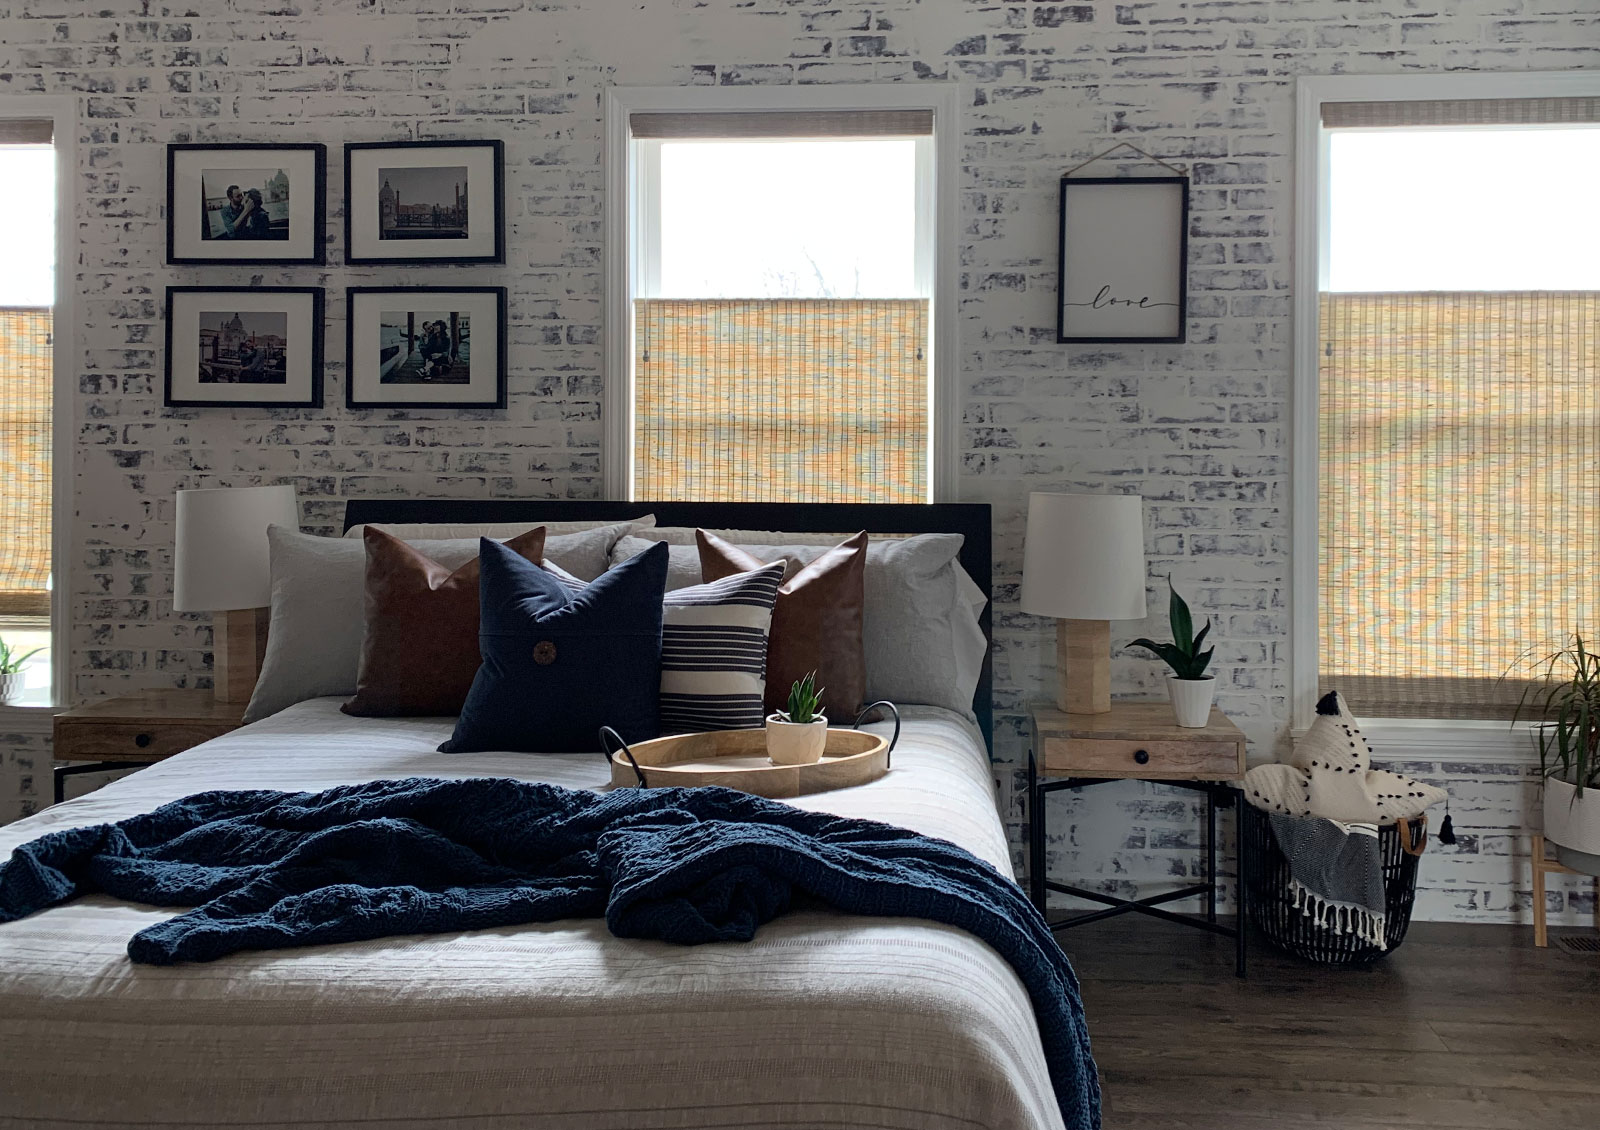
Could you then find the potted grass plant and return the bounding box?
[1131,578,1216,727]
[0,635,44,705]
[767,672,828,766]
[1516,633,1600,876]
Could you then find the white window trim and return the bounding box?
[0,94,74,726]
[1292,71,1600,760]
[601,82,961,502]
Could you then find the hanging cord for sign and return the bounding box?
[1062,141,1188,179]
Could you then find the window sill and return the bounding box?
[1293,718,1539,765]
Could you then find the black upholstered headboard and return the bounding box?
[341,500,994,751]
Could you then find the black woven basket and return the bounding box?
[1242,801,1425,965]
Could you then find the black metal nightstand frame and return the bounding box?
[1027,750,1248,977]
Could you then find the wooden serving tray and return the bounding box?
[607,727,890,799]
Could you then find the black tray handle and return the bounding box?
[852,701,901,768]
[599,725,647,788]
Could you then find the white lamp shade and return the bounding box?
[173,485,298,612]
[1019,492,1148,621]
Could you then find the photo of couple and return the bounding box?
[199,169,291,242]
[378,311,471,385]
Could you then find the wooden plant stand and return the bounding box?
[1531,836,1598,948]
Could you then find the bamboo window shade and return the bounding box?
[0,307,53,616]
[629,110,933,140]
[1318,292,1600,719]
[633,299,929,503]
[1321,98,1600,128]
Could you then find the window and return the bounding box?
[0,116,57,706]
[1296,78,1600,724]
[606,89,956,502]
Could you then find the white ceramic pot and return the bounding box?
[1544,774,1600,877]
[1167,675,1216,728]
[0,672,23,704]
[766,713,828,766]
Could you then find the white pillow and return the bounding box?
[242,521,641,724]
[1243,691,1447,824]
[610,532,987,717]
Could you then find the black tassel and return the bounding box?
[1438,802,1456,846]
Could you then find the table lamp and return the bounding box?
[1020,492,1147,714]
[174,485,298,703]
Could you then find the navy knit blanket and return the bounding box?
[0,777,1099,1129]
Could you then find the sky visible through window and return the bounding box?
[1328,126,1600,292]
[656,138,918,299]
[0,146,54,306]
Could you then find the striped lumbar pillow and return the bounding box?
[546,559,785,733]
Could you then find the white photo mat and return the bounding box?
[346,144,501,262]
[166,288,322,406]
[347,288,505,407]
[168,146,322,263]
[1058,177,1188,343]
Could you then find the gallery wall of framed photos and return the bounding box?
[162,139,508,411]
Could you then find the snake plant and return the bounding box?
[1130,577,1214,681]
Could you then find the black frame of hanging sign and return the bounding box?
[1057,175,1189,344]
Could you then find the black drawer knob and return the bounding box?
[1133,749,1150,765]
[135,733,152,749]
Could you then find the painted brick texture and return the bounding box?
[0,0,1594,927]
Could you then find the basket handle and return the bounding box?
[599,725,647,788]
[1397,814,1429,857]
[852,701,901,768]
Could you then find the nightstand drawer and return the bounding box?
[1041,736,1242,780]
[53,720,235,763]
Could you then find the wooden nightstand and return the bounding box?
[52,690,246,804]
[1027,701,1250,976]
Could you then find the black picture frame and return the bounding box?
[344,140,506,265]
[1057,175,1189,344]
[164,286,325,409]
[346,286,508,409]
[166,143,327,266]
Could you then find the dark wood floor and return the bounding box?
[1061,919,1600,1129]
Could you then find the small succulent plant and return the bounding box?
[782,672,825,725]
[0,635,44,676]
[1130,577,1214,681]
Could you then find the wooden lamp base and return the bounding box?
[1055,618,1111,715]
[213,607,269,704]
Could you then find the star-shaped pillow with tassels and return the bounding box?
[1243,691,1447,824]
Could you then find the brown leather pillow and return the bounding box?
[342,525,546,717]
[696,529,867,722]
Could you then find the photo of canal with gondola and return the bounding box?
[378,165,469,240]
[197,310,288,383]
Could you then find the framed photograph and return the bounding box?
[165,287,325,408]
[346,287,507,408]
[167,144,326,265]
[1057,176,1188,344]
[344,141,505,264]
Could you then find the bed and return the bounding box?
[0,501,1070,1130]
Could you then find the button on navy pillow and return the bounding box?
[439,537,669,753]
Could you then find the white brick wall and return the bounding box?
[0,0,1594,926]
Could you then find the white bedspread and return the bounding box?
[0,700,1062,1130]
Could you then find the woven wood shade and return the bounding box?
[629,110,933,139]
[1322,98,1600,128]
[0,307,53,617]
[0,120,52,145]
[1318,292,1600,719]
[633,299,929,503]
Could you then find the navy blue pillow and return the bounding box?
[439,538,669,753]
